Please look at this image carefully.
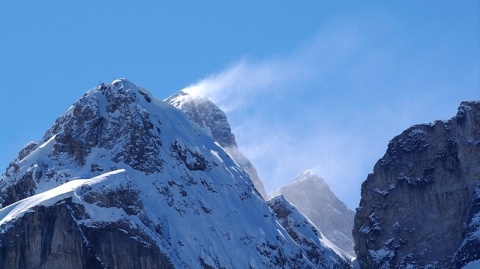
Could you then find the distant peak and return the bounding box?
[300,170,315,177]
[294,170,322,182]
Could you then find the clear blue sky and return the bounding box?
[1,1,479,209]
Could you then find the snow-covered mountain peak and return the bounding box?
[0,79,352,268]
[167,90,234,146]
[166,89,269,199]
[273,170,356,256]
[286,170,331,191]
[2,78,241,205]
[165,90,195,110]
[268,194,353,268]
[295,169,321,181]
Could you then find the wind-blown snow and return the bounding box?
[0,79,351,268]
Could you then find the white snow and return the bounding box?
[0,79,350,268]
[0,179,87,226]
[462,259,480,269]
[0,169,130,228]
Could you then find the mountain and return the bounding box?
[353,101,480,268]
[272,171,356,256]
[0,79,351,268]
[166,91,268,199]
[268,194,353,268]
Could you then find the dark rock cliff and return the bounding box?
[353,101,480,268]
[0,199,173,269]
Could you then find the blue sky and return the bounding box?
[1,1,479,209]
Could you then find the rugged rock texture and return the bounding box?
[0,79,351,268]
[268,195,353,269]
[167,91,268,199]
[452,181,480,268]
[273,171,356,256]
[0,199,173,269]
[353,101,480,268]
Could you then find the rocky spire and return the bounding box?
[166,90,268,199]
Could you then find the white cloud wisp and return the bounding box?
[179,16,479,209]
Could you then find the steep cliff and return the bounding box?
[273,171,356,256]
[0,79,350,268]
[0,183,173,269]
[166,91,268,199]
[353,101,480,268]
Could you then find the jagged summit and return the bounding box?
[294,170,315,180]
[273,170,356,256]
[0,79,351,268]
[166,89,269,199]
[166,90,236,147]
[289,170,329,186]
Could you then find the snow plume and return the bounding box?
[182,57,308,113]
[180,16,479,209]
[182,18,363,112]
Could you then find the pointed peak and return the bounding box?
[166,88,216,111]
[293,169,323,182]
[107,78,137,91]
[300,169,315,177]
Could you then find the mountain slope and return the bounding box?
[166,91,268,199]
[0,79,350,268]
[268,194,353,269]
[353,101,480,268]
[273,171,356,256]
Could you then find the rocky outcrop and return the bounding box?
[353,101,480,268]
[1,80,165,208]
[0,79,350,268]
[45,81,164,174]
[0,198,174,269]
[167,91,268,199]
[273,171,356,256]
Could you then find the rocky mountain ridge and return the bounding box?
[166,91,268,199]
[0,79,351,268]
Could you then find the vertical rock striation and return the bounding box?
[353,101,480,268]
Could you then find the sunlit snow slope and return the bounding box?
[0,79,351,269]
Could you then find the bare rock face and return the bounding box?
[273,171,356,256]
[0,198,174,269]
[353,101,480,268]
[167,91,268,199]
[452,181,480,267]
